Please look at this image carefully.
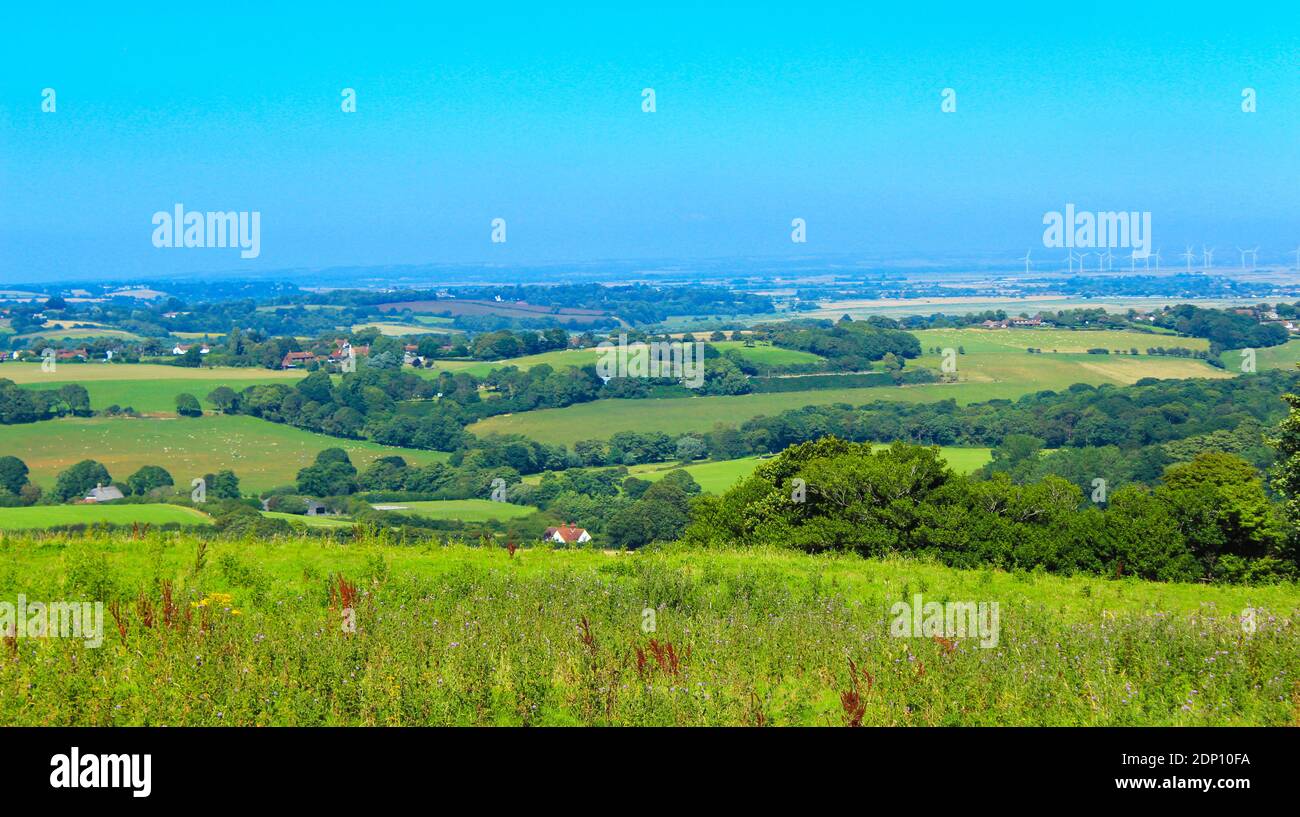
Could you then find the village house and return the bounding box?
[328,340,370,365]
[281,350,319,369]
[542,524,592,545]
[171,343,210,355]
[81,484,124,503]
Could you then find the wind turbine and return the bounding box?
[1237,247,1250,270]
[1066,250,1082,274]
[1078,251,1092,273]
[1182,246,1196,273]
[1152,249,1161,272]
[1202,246,1215,270]
[1101,249,1115,271]
[1129,249,1141,272]
[1247,246,1259,271]
[1019,249,1032,274]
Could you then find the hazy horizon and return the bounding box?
[3,1,1297,282]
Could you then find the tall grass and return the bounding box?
[0,532,1295,726]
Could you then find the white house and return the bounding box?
[172,344,210,356]
[542,524,592,545]
[83,484,124,503]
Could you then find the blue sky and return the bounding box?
[1,1,1297,281]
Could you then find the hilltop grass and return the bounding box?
[0,535,1294,726]
[0,504,212,530]
[0,415,448,493]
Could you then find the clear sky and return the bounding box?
[1,1,1297,281]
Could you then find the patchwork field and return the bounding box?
[0,415,448,493]
[468,361,1231,447]
[910,327,1209,355]
[424,340,821,379]
[810,296,1275,321]
[1,538,1295,726]
[377,298,611,326]
[14,327,145,342]
[0,504,212,530]
[351,322,460,337]
[4,363,305,414]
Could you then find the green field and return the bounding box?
[0,504,211,530]
[910,327,1209,355]
[708,341,824,366]
[467,327,1231,445]
[260,511,356,529]
[619,448,994,493]
[15,327,145,342]
[809,296,1276,321]
[0,415,448,493]
[1220,339,1300,372]
[352,322,456,336]
[1,536,1295,726]
[468,362,1229,448]
[422,341,823,380]
[3,362,305,414]
[372,499,536,522]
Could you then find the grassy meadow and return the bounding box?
[0,534,1294,726]
[0,504,212,530]
[3,362,305,414]
[0,415,448,493]
[1221,339,1300,372]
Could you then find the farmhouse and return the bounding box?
[82,484,125,503]
[171,343,210,355]
[542,524,591,544]
[281,351,318,369]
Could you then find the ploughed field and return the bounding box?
[0,535,1294,726]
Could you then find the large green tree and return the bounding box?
[0,455,30,495]
[127,465,175,496]
[54,460,113,502]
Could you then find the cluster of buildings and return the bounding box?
[978,317,1050,329]
[281,339,371,369]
